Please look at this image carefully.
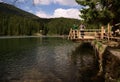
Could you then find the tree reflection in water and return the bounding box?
[70,42,99,82]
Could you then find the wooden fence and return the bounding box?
[68,23,120,42]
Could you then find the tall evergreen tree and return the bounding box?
[76,0,120,26]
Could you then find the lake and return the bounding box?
[0,37,98,82]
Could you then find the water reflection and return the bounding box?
[70,42,98,82]
[0,37,98,82]
[0,38,39,82]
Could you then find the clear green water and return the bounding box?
[0,37,97,82]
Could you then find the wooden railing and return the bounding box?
[68,28,99,40]
[68,29,80,39]
[68,23,120,42]
[84,29,101,32]
[100,24,120,41]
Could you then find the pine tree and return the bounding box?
[76,0,120,25]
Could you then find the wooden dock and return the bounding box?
[68,23,120,42]
[70,36,96,42]
[68,28,99,42]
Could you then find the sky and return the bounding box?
[1,0,83,19]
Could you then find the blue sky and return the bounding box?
[1,0,83,19]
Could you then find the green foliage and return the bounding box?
[46,18,80,35]
[76,0,120,26]
[0,15,41,35]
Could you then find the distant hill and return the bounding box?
[0,2,39,19]
[0,2,80,36]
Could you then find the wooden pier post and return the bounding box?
[107,23,111,41]
[101,26,104,39]
[73,30,75,39]
[78,30,80,38]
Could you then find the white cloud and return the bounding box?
[53,8,81,19]
[34,0,52,5]
[36,10,52,18]
[53,0,78,6]
[34,0,78,6]
[36,8,81,19]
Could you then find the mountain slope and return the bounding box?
[0,2,39,19]
[0,2,42,36]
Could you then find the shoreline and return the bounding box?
[0,35,68,39]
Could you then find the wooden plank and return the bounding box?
[84,29,101,32]
[101,26,104,39]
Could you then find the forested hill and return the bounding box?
[0,2,39,19]
[0,2,80,36]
